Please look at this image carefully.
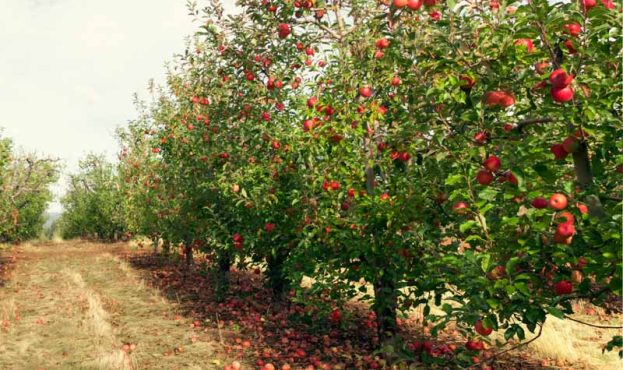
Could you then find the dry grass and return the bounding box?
[0,241,220,370]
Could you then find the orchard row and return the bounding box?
[60,0,622,366]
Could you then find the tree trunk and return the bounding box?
[572,141,593,189]
[162,239,171,255]
[373,272,398,344]
[184,241,193,267]
[214,254,231,302]
[267,249,290,298]
[152,236,159,255]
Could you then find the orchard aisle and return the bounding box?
[0,242,221,370]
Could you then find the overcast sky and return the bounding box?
[0,0,237,212]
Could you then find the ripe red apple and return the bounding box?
[466,340,485,351]
[580,0,597,10]
[264,223,276,233]
[549,69,574,88]
[475,320,493,336]
[483,155,501,172]
[550,144,569,160]
[391,76,401,86]
[359,86,373,98]
[553,232,573,245]
[557,211,575,224]
[460,75,476,90]
[563,23,582,37]
[554,280,573,295]
[514,38,534,52]
[474,131,488,145]
[476,170,494,185]
[531,197,548,209]
[452,201,469,215]
[277,23,291,38]
[556,222,576,237]
[394,0,409,7]
[329,309,341,324]
[407,0,423,10]
[576,202,589,214]
[601,0,615,9]
[562,136,580,153]
[429,11,441,21]
[376,38,390,49]
[564,39,578,54]
[484,90,514,107]
[549,193,568,210]
[551,86,574,103]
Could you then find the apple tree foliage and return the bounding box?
[59,154,126,241]
[0,134,59,243]
[115,0,622,362]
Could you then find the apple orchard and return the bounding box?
[58,0,623,368]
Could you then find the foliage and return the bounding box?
[0,134,59,243]
[112,0,621,365]
[59,154,126,241]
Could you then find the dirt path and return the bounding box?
[0,242,220,370]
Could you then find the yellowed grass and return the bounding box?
[0,241,221,369]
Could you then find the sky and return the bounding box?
[0,0,237,213]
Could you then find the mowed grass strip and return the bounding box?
[0,242,221,370]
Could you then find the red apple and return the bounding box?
[475,320,493,336]
[563,23,582,37]
[556,222,576,238]
[452,201,469,214]
[531,197,548,209]
[359,86,373,98]
[514,38,534,52]
[407,0,423,10]
[554,280,573,295]
[549,69,574,88]
[564,39,577,54]
[376,38,390,49]
[580,0,597,10]
[466,340,485,351]
[550,144,569,160]
[476,170,494,185]
[277,23,291,38]
[394,0,409,7]
[460,75,476,90]
[576,203,589,214]
[549,193,568,210]
[391,76,401,86]
[553,231,573,244]
[551,86,574,103]
[474,131,488,145]
[329,309,341,324]
[483,155,501,172]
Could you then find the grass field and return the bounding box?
[0,241,223,370]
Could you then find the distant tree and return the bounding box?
[0,135,59,243]
[59,154,126,241]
